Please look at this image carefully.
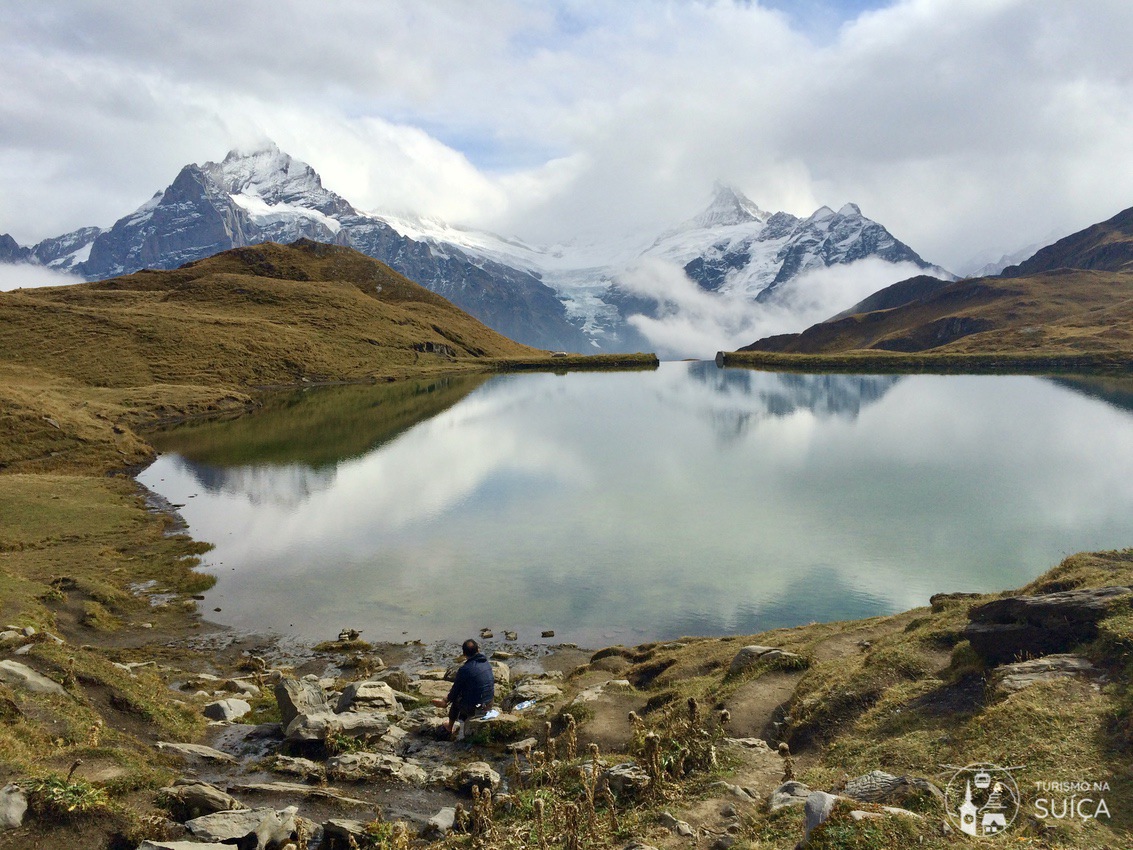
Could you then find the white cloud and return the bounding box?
[1,0,1132,269]
[619,257,938,359]
[0,263,82,291]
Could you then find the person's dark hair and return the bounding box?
[462,639,479,657]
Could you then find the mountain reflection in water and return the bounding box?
[139,363,1133,647]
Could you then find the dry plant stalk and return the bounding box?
[778,741,796,781]
[563,712,578,761]
[533,797,548,850]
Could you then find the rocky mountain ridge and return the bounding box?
[2,145,950,353]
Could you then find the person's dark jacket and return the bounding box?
[447,652,495,710]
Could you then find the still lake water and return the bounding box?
[139,363,1133,648]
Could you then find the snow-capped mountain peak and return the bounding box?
[201,144,343,212]
[807,205,836,224]
[688,182,771,230]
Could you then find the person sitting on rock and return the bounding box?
[432,638,494,738]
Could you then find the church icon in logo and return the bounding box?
[945,763,1022,837]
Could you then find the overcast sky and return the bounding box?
[3,0,1132,271]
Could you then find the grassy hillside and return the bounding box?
[732,268,1133,370]
[0,240,542,472]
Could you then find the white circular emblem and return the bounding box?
[944,763,1021,838]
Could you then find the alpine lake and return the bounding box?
[138,363,1133,649]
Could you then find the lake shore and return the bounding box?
[717,348,1133,375]
[3,360,1132,848]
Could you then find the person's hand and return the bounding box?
[431,698,446,707]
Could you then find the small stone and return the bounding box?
[422,807,456,839]
[712,782,757,802]
[541,630,555,638]
[727,645,777,675]
[480,628,494,639]
[506,737,539,753]
[448,761,501,795]
[20,627,35,637]
[504,631,518,641]
[203,698,251,722]
[768,781,811,811]
[660,812,695,837]
[377,669,411,692]
[603,763,651,799]
[322,818,371,848]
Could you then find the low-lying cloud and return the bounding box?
[0,263,82,291]
[618,257,936,360]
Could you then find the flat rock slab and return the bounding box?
[186,807,294,841]
[327,752,427,785]
[156,742,237,764]
[414,680,451,701]
[140,843,235,850]
[993,654,1099,693]
[227,781,371,807]
[0,659,66,695]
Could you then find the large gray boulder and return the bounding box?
[803,791,838,841]
[965,586,1132,664]
[185,805,300,846]
[335,680,400,714]
[274,676,330,728]
[0,660,66,695]
[284,710,391,742]
[0,784,28,830]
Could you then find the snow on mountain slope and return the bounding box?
[1,144,953,355]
